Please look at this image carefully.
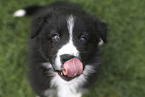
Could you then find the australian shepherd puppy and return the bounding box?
[14,1,107,97]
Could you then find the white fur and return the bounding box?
[42,62,52,69]
[13,9,26,17]
[98,39,104,46]
[43,89,56,97]
[67,15,74,40]
[55,15,79,68]
[51,65,95,97]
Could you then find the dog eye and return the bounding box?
[52,34,60,42]
[80,35,88,44]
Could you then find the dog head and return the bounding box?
[30,9,107,81]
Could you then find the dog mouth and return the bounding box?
[56,58,83,81]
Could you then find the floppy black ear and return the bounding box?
[30,17,45,38]
[90,14,108,43]
[97,22,107,43]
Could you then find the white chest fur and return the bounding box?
[51,73,83,97]
[50,65,94,97]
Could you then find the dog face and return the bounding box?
[30,9,107,81]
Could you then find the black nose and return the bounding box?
[60,54,75,64]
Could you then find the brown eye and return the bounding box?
[52,34,60,42]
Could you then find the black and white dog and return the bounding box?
[14,2,107,97]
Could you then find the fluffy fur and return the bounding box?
[14,2,107,97]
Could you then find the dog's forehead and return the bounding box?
[47,14,87,36]
[66,15,87,36]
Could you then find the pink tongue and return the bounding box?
[62,58,83,77]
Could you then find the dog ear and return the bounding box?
[90,15,107,44]
[30,17,45,39]
[97,21,107,43]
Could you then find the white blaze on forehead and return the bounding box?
[67,15,74,40]
[55,15,79,68]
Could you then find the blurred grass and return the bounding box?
[0,0,145,97]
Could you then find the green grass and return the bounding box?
[0,0,145,97]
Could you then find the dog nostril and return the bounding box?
[60,54,75,64]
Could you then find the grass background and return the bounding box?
[0,0,145,97]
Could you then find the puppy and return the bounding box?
[14,1,107,97]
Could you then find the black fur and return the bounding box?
[19,1,107,97]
